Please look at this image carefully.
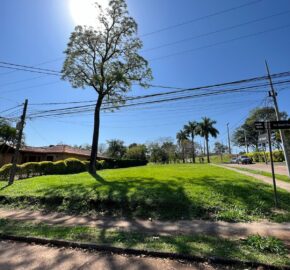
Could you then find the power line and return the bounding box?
[0,75,47,89]
[0,64,60,76]
[0,105,22,115]
[142,10,290,53]
[150,23,290,61]
[141,0,263,37]
[26,86,278,119]
[28,74,290,107]
[0,61,61,74]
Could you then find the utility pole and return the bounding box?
[244,130,249,153]
[265,61,290,177]
[227,123,231,155]
[8,99,28,185]
[267,122,278,207]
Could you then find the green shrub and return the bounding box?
[51,160,67,175]
[0,157,148,181]
[97,160,109,170]
[65,158,86,174]
[18,162,41,179]
[39,161,54,175]
[0,164,13,181]
[245,235,287,255]
[246,151,284,162]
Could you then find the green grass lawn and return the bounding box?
[229,166,290,183]
[0,164,290,222]
[0,219,289,267]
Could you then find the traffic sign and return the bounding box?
[270,121,290,130]
[254,122,266,130]
[258,133,268,144]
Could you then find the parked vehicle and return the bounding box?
[237,156,253,164]
[230,157,238,164]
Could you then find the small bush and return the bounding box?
[0,157,148,181]
[246,151,284,162]
[39,161,54,175]
[51,160,67,175]
[0,164,13,181]
[65,158,86,174]
[18,162,41,179]
[244,235,287,255]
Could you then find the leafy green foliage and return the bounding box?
[0,158,147,180]
[0,119,17,145]
[61,0,152,172]
[246,151,284,162]
[125,144,147,161]
[245,235,287,255]
[196,117,219,163]
[106,139,127,159]
[0,164,12,180]
[233,107,288,150]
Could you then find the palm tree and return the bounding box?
[184,121,198,163]
[197,117,219,163]
[176,130,188,163]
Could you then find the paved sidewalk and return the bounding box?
[215,164,290,193]
[0,208,289,246]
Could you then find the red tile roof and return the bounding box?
[20,145,100,157]
[1,143,108,159]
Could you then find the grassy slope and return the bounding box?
[0,164,290,222]
[0,219,288,267]
[229,166,290,183]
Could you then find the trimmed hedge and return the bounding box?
[0,164,13,180]
[246,150,285,163]
[0,158,148,181]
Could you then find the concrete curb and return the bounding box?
[0,234,289,270]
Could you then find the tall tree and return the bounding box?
[197,117,219,163]
[214,142,228,162]
[176,130,188,163]
[184,121,198,163]
[62,0,152,174]
[125,144,147,161]
[0,119,17,146]
[233,107,288,150]
[106,139,126,159]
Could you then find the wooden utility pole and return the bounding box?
[227,123,231,155]
[267,122,278,207]
[8,99,28,185]
[265,61,290,177]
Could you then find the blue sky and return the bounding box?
[1,0,290,153]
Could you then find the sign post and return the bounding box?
[266,122,278,208]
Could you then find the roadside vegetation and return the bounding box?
[0,219,288,267]
[0,164,289,222]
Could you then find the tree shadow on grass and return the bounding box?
[15,176,197,220]
[2,169,290,222]
[89,172,107,184]
[0,184,9,191]
[179,174,290,221]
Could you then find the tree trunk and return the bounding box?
[206,137,210,163]
[181,143,185,163]
[89,97,103,175]
[191,134,195,163]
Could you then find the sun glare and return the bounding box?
[69,0,109,27]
